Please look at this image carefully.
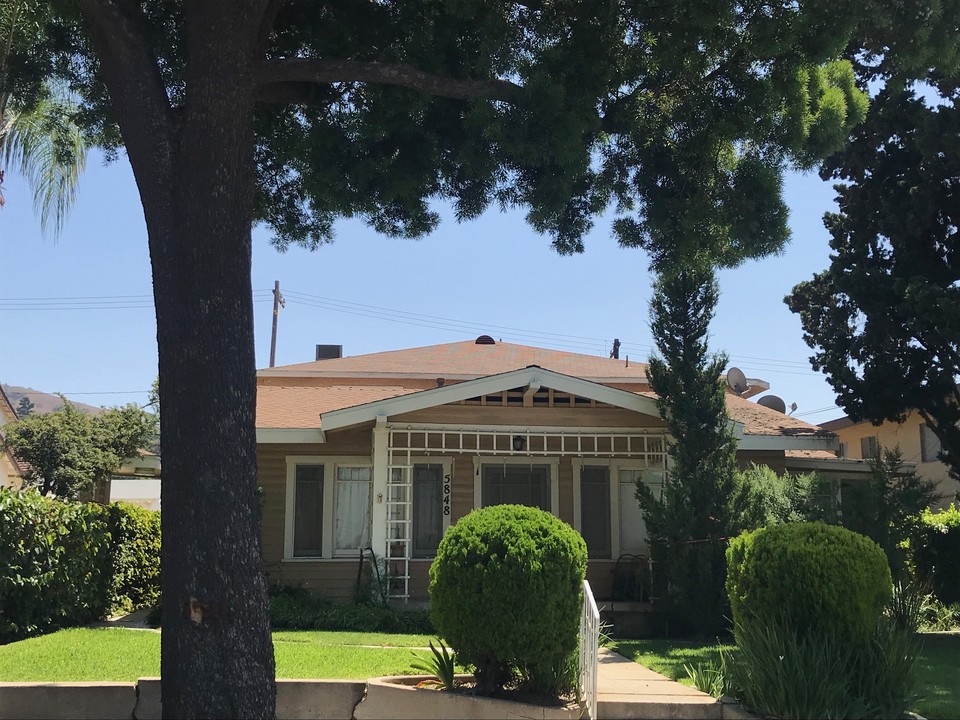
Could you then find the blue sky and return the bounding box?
[0,151,844,425]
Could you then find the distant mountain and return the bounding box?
[1,385,103,417]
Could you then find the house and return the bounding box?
[255,337,865,603]
[821,413,960,509]
[0,385,24,489]
[98,450,162,510]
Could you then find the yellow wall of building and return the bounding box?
[832,411,959,509]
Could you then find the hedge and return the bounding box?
[909,504,960,605]
[727,522,892,643]
[429,504,587,696]
[0,489,160,642]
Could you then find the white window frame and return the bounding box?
[283,455,371,561]
[407,457,454,560]
[572,458,665,559]
[473,455,560,517]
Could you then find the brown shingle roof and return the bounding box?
[256,385,418,428]
[263,340,650,381]
[724,394,832,437]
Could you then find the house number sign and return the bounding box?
[443,474,451,516]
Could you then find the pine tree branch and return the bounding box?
[256,58,523,103]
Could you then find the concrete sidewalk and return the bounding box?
[596,648,750,720]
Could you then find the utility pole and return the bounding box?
[269,280,285,368]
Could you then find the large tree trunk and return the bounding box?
[119,4,275,718]
[79,0,275,712]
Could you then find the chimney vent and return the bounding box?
[315,344,343,360]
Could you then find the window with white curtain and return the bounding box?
[619,468,663,555]
[334,466,372,554]
[293,465,323,557]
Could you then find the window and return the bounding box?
[837,442,848,459]
[481,464,550,510]
[293,465,323,557]
[334,466,372,554]
[579,466,611,558]
[860,435,879,459]
[920,424,942,463]
[619,468,663,556]
[412,464,444,558]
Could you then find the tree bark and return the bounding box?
[77,1,276,717]
[154,4,276,717]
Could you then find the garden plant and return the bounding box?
[429,504,587,697]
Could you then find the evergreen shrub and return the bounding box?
[727,522,892,642]
[105,502,162,612]
[0,489,111,641]
[428,504,587,696]
[0,489,161,641]
[909,504,960,604]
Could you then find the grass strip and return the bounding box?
[0,628,440,682]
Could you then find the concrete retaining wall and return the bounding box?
[0,679,365,720]
[0,682,137,720]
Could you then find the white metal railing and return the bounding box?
[579,579,600,720]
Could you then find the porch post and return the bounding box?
[371,415,388,559]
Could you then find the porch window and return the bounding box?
[619,468,662,556]
[334,466,372,554]
[481,464,551,511]
[412,464,443,558]
[293,465,324,557]
[579,466,611,559]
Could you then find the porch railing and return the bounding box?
[579,579,600,720]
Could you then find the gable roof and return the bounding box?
[318,366,662,435]
[261,339,652,382]
[254,339,831,451]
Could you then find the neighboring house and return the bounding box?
[255,338,855,604]
[0,385,25,489]
[821,413,960,509]
[97,450,162,510]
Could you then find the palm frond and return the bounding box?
[1,91,87,238]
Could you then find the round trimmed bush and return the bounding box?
[428,504,587,695]
[726,522,892,642]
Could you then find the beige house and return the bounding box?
[821,412,960,509]
[0,386,24,489]
[255,338,852,604]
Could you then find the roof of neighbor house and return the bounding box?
[255,339,830,442]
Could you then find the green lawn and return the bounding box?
[610,634,960,720]
[0,628,442,682]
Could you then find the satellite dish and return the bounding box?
[726,367,748,395]
[758,395,787,414]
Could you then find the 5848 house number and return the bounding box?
[443,474,451,516]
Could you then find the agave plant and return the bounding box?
[410,640,458,692]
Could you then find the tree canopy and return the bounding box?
[9,0,881,265]
[786,87,960,483]
[3,399,156,498]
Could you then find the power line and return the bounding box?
[0,288,829,375]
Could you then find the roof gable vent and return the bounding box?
[475,335,496,345]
